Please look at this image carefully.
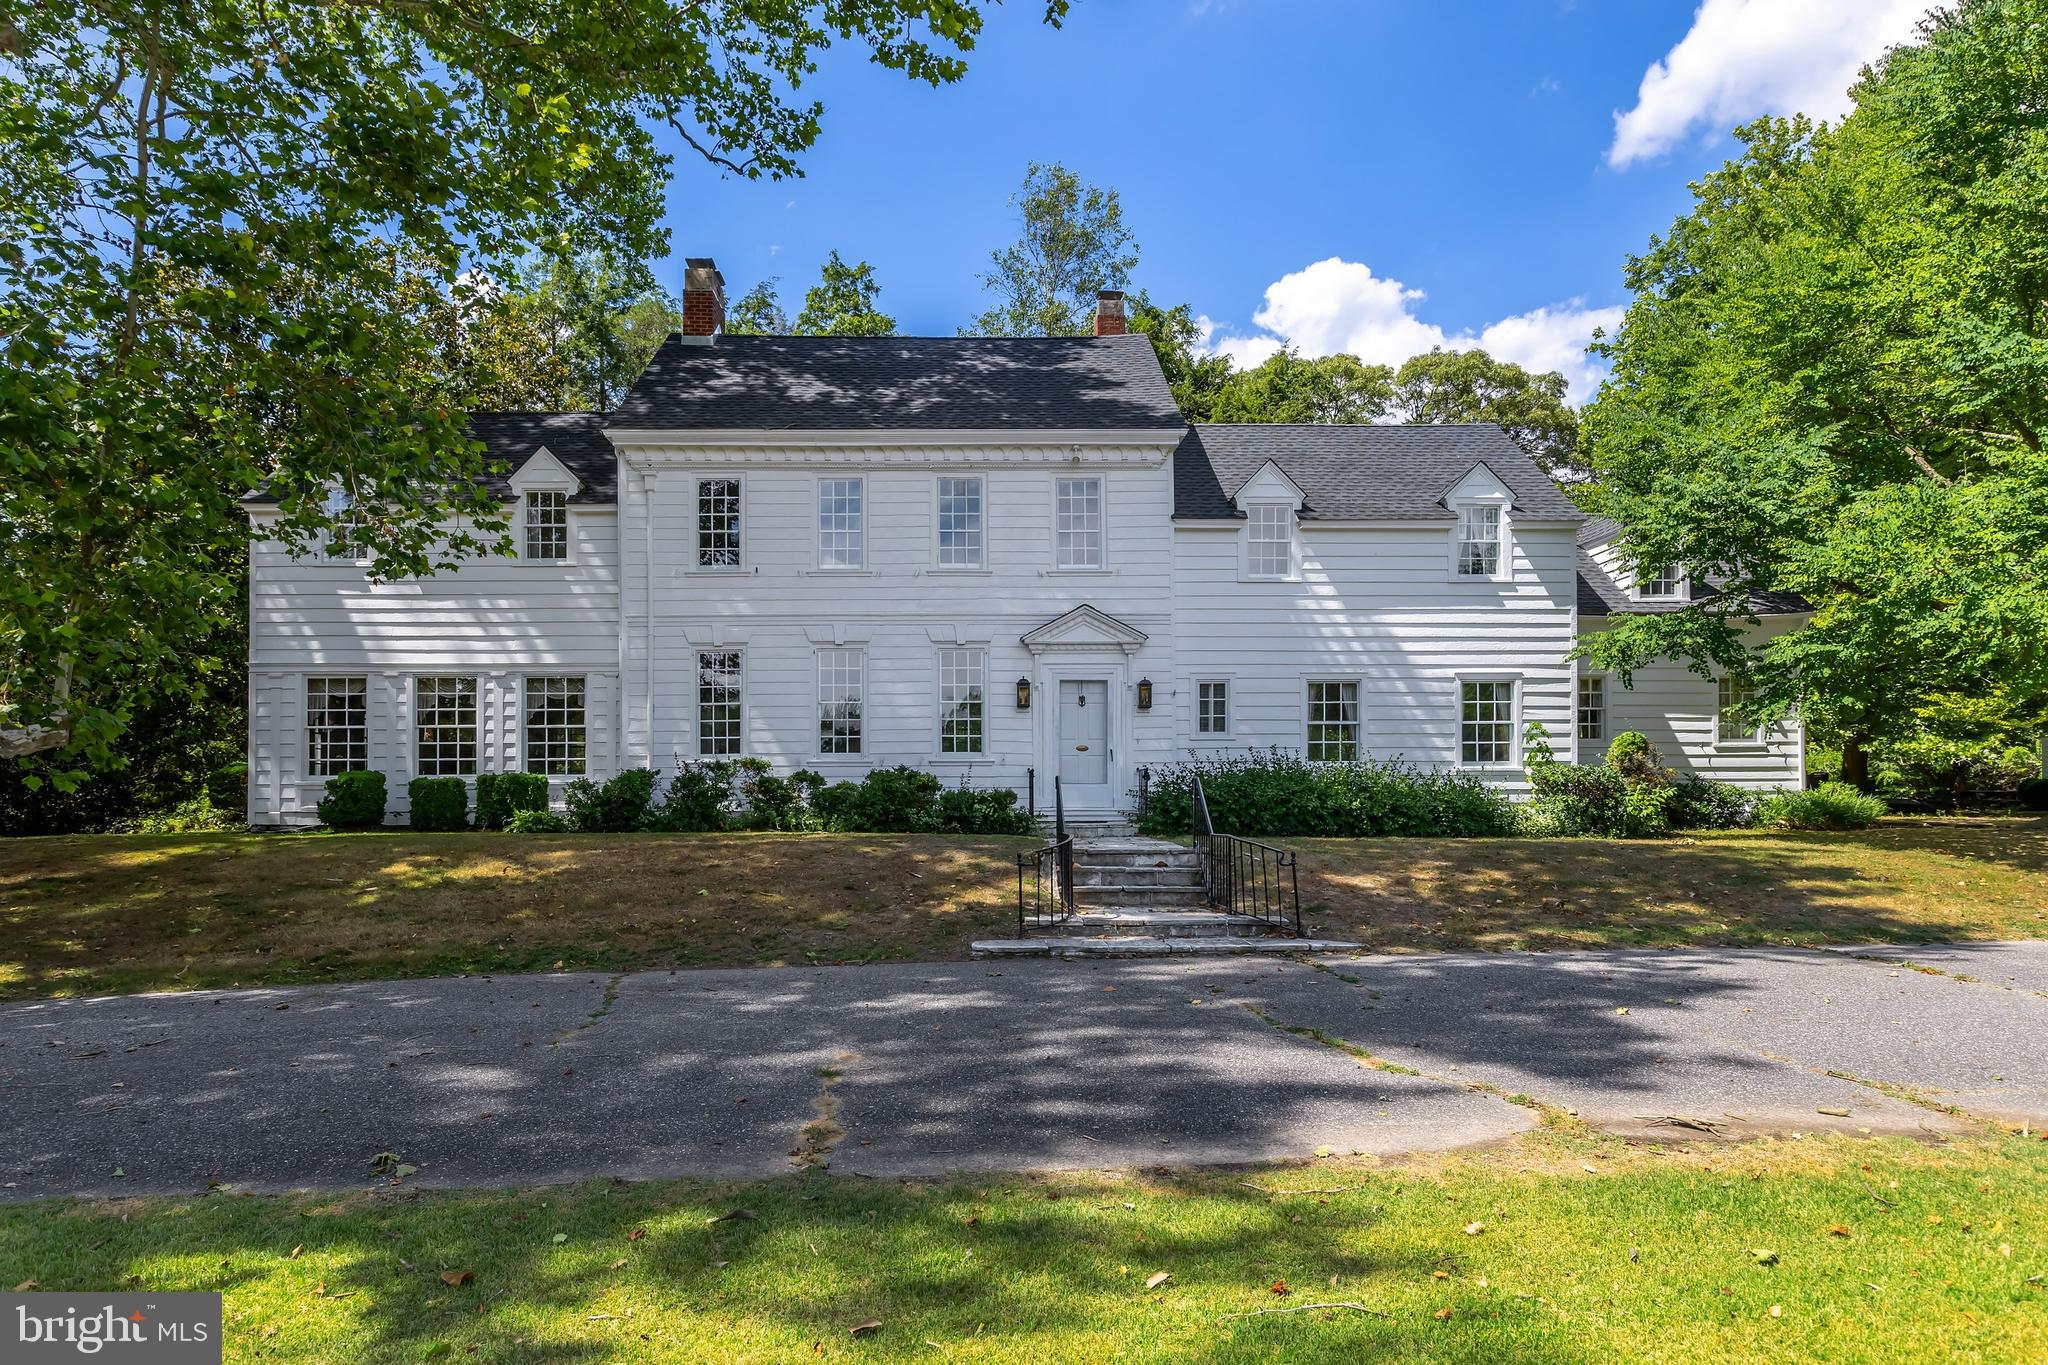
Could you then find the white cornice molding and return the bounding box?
[604,427,1184,462]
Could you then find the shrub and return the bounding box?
[1138,749,1516,839]
[937,783,1037,836]
[316,770,387,830]
[742,767,825,831]
[650,760,739,832]
[1668,775,1759,830]
[407,777,469,831]
[814,765,945,833]
[2019,776,2048,812]
[475,772,549,829]
[1757,782,1889,831]
[1525,760,1627,837]
[132,795,243,834]
[505,808,571,833]
[564,768,658,833]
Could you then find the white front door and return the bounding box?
[1057,678,1114,810]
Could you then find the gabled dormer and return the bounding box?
[508,445,582,563]
[1441,461,1515,582]
[1234,460,1306,582]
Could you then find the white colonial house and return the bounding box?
[240,260,1805,826]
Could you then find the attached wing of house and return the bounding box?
[239,261,1808,826]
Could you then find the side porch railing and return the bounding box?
[1191,775,1303,936]
[1016,775,1075,934]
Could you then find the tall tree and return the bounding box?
[1579,0,2048,784]
[0,0,1072,776]
[1206,351,1396,425]
[725,279,790,335]
[505,249,681,410]
[794,251,897,336]
[971,163,1138,336]
[1127,292,1232,421]
[1392,348,1580,477]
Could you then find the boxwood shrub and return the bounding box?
[505,808,571,833]
[564,768,658,833]
[1139,750,1517,839]
[407,776,469,832]
[316,770,387,830]
[477,772,550,830]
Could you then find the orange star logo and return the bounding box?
[129,1311,147,1323]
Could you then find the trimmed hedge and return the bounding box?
[316,770,387,830]
[564,768,658,833]
[477,771,550,830]
[1139,750,1517,839]
[407,776,469,832]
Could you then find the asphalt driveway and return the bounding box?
[3,942,2043,1200]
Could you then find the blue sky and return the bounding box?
[647,0,1926,399]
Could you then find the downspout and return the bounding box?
[644,470,658,766]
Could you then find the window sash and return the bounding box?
[1638,565,1682,598]
[1717,675,1763,743]
[698,651,743,756]
[415,676,478,776]
[1055,477,1103,570]
[1197,680,1229,736]
[524,490,569,561]
[697,478,742,568]
[1461,680,1515,765]
[936,477,984,568]
[523,676,586,775]
[1247,504,1293,578]
[1306,681,1359,761]
[1577,675,1605,743]
[306,676,368,775]
[323,488,361,560]
[817,478,864,569]
[818,648,864,754]
[1456,505,1502,577]
[938,648,986,754]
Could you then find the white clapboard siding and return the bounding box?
[1582,618,1804,790]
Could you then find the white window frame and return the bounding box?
[816,477,865,571]
[1449,499,1508,581]
[817,647,866,756]
[305,676,369,776]
[936,647,987,757]
[694,476,745,571]
[1052,475,1105,571]
[523,675,587,775]
[1457,675,1521,768]
[933,475,986,570]
[697,650,745,757]
[1633,563,1687,601]
[1244,502,1297,581]
[522,488,570,563]
[414,675,479,777]
[1577,673,1606,746]
[1303,678,1361,762]
[1715,674,1768,748]
[322,487,366,562]
[1195,678,1231,738]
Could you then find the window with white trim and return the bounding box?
[697,478,741,568]
[523,489,568,561]
[698,651,743,756]
[817,648,864,754]
[1577,675,1606,743]
[936,476,983,568]
[1461,680,1516,765]
[818,478,864,569]
[1717,675,1765,745]
[306,677,368,775]
[415,676,478,776]
[1055,477,1103,570]
[1197,680,1230,736]
[1637,565,1683,599]
[524,676,586,774]
[938,648,986,755]
[1455,504,1502,577]
[1247,504,1294,579]
[323,487,360,560]
[1306,680,1359,761]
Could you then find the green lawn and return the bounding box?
[4,1129,2041,1362]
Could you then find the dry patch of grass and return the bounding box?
[0,831,1030,999]
[1293,815,2048,952]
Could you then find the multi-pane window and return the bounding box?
[1055,477,1103,570]
[697,478,741,568]
[1461,680,1516,765]
[938,648,986,755]
[1247,504,1294,578]
[1638,565,1682,598]
[936,477,984,568]
[306,677,368,775]
[324,487,359,560]
[1197,680,1230,736]
[1306,680,1359,761]
[698,651,743,756]
[524,489,568,561]
[1717,675,1763,744]
[415,676,478,776]
[818,478,864,569]
[523,676,586,775]
[1455,504,1503,577]
[1577,675,1606,743]
[817,648,864,754]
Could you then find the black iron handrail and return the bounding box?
[1190,775,1302,936]
[1016,775,1075,934]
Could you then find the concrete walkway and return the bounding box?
[3,942,2044,1200]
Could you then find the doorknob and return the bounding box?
[1075,744,1089,752]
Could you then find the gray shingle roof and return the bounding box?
[609,333,1184,431]
[1172,423,1583,522]
[1576,545,1809,616]
[239,410,616,506]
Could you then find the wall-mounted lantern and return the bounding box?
[1016,677,1032,711]
[1136,677,1154,711]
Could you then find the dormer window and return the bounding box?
[1454,503,1503,578]
[523,489,568,561]
[1246,504,1295,579]
[1636,565,1684,600]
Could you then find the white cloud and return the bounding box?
[1608,0,1927,169]
[1203,257,1623,403]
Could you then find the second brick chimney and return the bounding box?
[681,258,726,340]
[1093,289,1127,337]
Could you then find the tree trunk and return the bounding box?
[1839,734,1872,792]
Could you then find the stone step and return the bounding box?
[1073,884,1212,908]
[1073,865,1202,888]
[1067,910,1279,938]
[972,936,1360,959]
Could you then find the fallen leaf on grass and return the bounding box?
[1828,1225,1851,1238]
[13,1280,37,1292]
[1269,1280,1290,1296]
[439,1270,474,1287]
[1752,1249,1779,1266]
[707,1209,757,1224]
[288,1245,302,1260]
[1769,1304,1783,1318]
[609,1257,629,1271]
[550,1233,568,1244]
[1145,1272,1170,1290]
[1434,1308,1453,1321]
[849,1319,882,1337]
[1463,1222,1484,1236]
[627,1228,647,1242]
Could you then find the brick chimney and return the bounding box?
[1093,289,1127,337]
[681,257,725,340]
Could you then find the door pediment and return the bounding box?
[1020,604,1149,656]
